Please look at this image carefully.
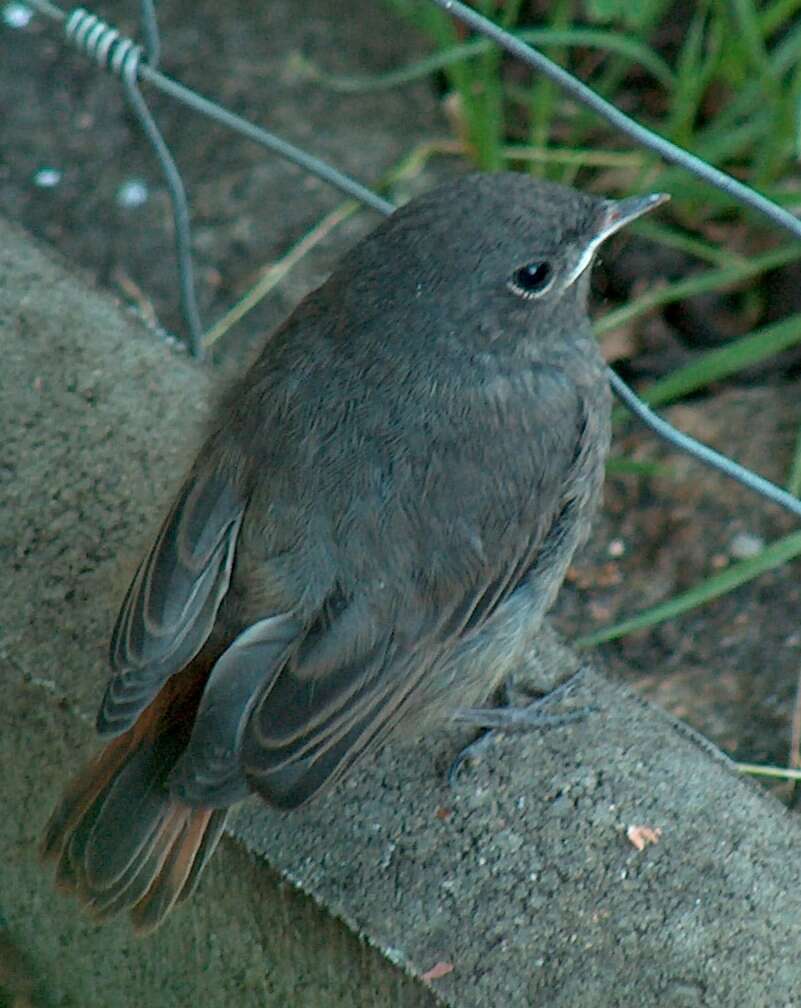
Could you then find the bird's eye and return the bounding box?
[508,261,554,299]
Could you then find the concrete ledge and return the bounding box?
[3,217,801,1007]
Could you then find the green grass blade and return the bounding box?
[666,5,711,144]
[595,245,801,336]
[617,312,801,410]
[760,0,801,36]
[305,28,675,93]
[577,530,801,647]
[632,220,741,266]
[731,0,778,80]
[788,426,801,497]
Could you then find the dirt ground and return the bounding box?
[2,0,801,973]
[557,385,801,770]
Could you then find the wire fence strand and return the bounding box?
[431,0,801,243]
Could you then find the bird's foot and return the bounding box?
[447,667,595,786]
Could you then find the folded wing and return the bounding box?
[99,465,246,738]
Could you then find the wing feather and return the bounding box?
[98,466,245,737]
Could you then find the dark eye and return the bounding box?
[508,261,553,299]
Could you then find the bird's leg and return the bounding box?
[447,665,595,786]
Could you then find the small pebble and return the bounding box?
[116,179,149,208]
[33,167,62,188]
[2,2,32,28]
[729,531,764,560]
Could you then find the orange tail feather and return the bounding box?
[42,662,228,933]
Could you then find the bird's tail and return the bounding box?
[41,666,228,934]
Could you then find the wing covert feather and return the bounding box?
[99,467,245,737]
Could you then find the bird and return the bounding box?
[41,172,666,933]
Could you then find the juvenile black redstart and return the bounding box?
[42,172,666,932]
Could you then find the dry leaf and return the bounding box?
[421,961,454,982]
[626,824,663,850]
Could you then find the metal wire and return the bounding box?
[26,0,394,355]
[431,0,801,244]
[65,6,203,353]
[138,68,395,218]
[25,0,395,215]
[138,0,159,68]
[119,42,204,355]
[608,369,801,521]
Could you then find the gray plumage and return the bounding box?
[43,172,665,930]
[104,171,617,806]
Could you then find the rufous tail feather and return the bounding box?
[41,661,228,934]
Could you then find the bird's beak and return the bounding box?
[595,191,671,243]
[564,191,670,288]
